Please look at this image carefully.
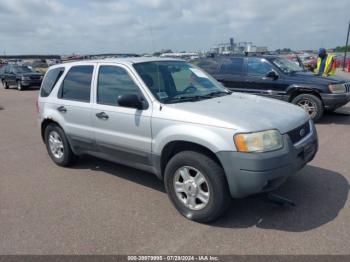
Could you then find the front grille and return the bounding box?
[30,76,41,80]
[287,121,311,144]
[344,83,350,92]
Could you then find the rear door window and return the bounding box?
[40,67,65,97]
[219,58,244,75]
[58,66,94,102]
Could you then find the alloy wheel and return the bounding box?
[173,166,210,210]
[48,131,64,159]
[297,99,317,119]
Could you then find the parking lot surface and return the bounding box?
[0,87,349,255]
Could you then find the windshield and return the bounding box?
[271,57,303,73]
[133,61,229,103]
[13,66,34,74]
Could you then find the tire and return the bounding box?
[291,93,324,121]
[44,123,77,167]
[164,151,231,223]
[17,81,23,91]
[3,80,9,89]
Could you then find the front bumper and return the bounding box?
[20,80,42,87]
[216,121,318,198]
[321,93,350,110]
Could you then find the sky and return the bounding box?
[0,0,349,55]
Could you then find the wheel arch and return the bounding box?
[288,86,323,103]
[153,124,234,177]
[41,118,62,143]
[40,117,63,143]
[159,140,224,178]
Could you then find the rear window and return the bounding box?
[40,67,65,97]
[58,66,93,102]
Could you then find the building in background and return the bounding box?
[210,37,267,55]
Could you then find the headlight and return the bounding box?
[21,76,30,80]
[234,129,283,153]
[329,84,346,93]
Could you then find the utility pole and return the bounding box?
[343,20,350,71]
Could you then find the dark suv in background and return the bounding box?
[197,55,350,121]
[0,64,43,91]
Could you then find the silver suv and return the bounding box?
[38,57,318,222]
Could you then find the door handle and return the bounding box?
[96,112,109,120]
[57,106,67,113]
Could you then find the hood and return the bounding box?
[20,72,43,77]
[285,71,347,85]
[161,93,309,134]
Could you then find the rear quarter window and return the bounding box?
[197,59,219,75]
[40,67,65,97]
[58,65,94,102]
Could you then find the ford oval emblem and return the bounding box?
[299,128,306,137]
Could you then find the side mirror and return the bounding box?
[266,70,278,80]
[117,94,145,110]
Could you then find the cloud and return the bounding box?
[0,0,349,54]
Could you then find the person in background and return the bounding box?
[314,48,336,77]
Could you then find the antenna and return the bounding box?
[147,22,155,54]
[342,20,350,71]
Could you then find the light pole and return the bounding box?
[343,20,350,71]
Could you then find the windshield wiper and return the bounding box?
[163,95,205,103]
[202,91,232,97]
[289,70,303,74]
[163,91,231,104]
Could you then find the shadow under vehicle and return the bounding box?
[71,157,349,232]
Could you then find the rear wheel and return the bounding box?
[292,93,324,121]
[2,80,9,89]
[164,151,231,223]
[44,124,77,166]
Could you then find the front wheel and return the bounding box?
[292,94,324,121]
[164,151,231,223]
[17,81,23,91]
[2,80,9,89]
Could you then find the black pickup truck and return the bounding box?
[197,55,350,121]
[0,64,43,91]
